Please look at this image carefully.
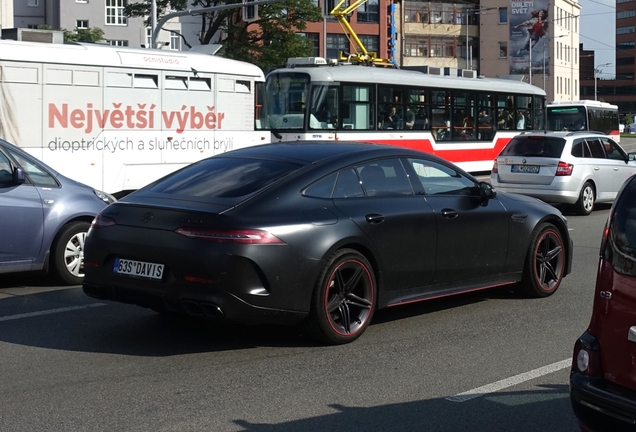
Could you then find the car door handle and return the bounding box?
[441,208,458,219]
[43,199,55,205]
[629,326,636,343]
[593,167,600,171]
[365,214,385,224]
[614,167,619,171]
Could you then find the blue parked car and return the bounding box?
[0,139,115,285]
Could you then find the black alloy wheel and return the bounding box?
[520,223,565,297]
[304,249,376,345]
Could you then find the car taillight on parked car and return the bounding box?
[572,332,602,376]
[556,161,574,176]
[175,228,285,244]
[492,160,498,174]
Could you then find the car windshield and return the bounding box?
[149,157,301,198]
[499,136,566,158]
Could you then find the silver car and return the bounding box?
[490,131,636,215]
[0,139,115,284]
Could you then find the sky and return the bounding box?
[579,0,616,77]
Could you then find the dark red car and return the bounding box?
[570,174,636,431]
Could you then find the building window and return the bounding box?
[106,0,128,25]
[499,42,507,58]
[170,33,181,51]
[357,0,379,23]
[404,35,428,57]
[106,40,128,47]
[499,7,507,24]
[359,35,379,52]
[618,41,636,50]
[617,10,636,19]
[327,34,349,60]
[77,20,89,29]
[430,36,455,57]
[618,0,634,3]
[27,0,38,6]
[299,33,320,57]
[617,26,636,34]
[617,57,635,66]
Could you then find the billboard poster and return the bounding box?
[509,0,549,77]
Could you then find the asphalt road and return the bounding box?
[0,206,610,431]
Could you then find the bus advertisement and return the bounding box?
[547,100,620,142]
[0,40,269,197]
[258,57,547,173]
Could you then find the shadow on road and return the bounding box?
[0,284,524,355]
[232,385,578,431]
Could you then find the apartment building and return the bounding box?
[584,0,636,112]
[7,0,186,49]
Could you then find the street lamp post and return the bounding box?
[594,62,612,101]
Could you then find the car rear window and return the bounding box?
[148,157,301,198]
[499,137,566,158]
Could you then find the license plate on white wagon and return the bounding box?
[511,164,540,174]
[113,258,164,280]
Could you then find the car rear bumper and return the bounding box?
[490,178,581,204]
[570,372,636,432]
[83,281,308,326]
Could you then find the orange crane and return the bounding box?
[330,0,394,66]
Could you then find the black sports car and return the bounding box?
[83,142,573,344]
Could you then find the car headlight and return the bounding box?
[94,189,117,204]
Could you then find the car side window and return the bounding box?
[333,168,364,198]
[5,147,59,187]
[406,158,478,196]
[304,173,337,198]
[601,138,626,161]
[585,138,607,159]
[0,151,13,184]
[571,139,586,158]
[355,159,413,197]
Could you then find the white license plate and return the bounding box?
[113,258,164,280]
[511,164,540,174]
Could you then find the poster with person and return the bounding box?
[509,0,549,77]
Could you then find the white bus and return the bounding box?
[0,40,269,197]
[258,57,547,173]
[547,100,620,142]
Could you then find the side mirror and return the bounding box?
[479,181,497,205]
[629,153,636,162]
[13,166,25,184]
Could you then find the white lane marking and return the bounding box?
[0,303,107,322]
[446,359,571,402]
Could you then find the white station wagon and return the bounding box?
[490,131,636,215]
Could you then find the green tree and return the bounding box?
[124,0,322,72]
[38,24,105,43]
[625,113,634,126]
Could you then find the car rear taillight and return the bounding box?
[90,214,116,228]
[572,333,602,376]
[556,161,573,176]
[492,160,498,174]
[175,228,285,244]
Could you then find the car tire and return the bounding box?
[303,249,376,345]
[51,221,89,285]
[519,223,565,298]
[574,182,595,216]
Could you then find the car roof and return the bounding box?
[215,141,444,165]
[514,131,608,139]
